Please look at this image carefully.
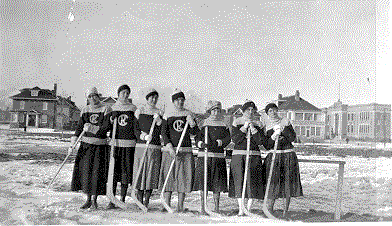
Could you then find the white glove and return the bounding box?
[83,123,99,134]
[243,121,250,129]
[154,113,162,126]
[186,114,196,127]
[70,136,78,147]
[165,143,176,157]
[271,130,281,141]
[273,125,282,132]
[144,134,152,142]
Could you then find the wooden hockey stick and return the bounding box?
[241,128,258,217]
[106,118,133,210]
[45,130,86,208]
[160,121,189,213]
[130,117,158,212]
[201,126,222,217]
[262,132,280,220]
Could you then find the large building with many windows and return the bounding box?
[261,90,325,143]
[323,100,391,142]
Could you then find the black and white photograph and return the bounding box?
[0,0,391,224]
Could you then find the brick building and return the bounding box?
[323,100,391,142]
[9,84,80,129]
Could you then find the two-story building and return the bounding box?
[9,84,80,129]
[261,90,325,143]
[323,100,391,142]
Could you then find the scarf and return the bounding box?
[202,113,226,127]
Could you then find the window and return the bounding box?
[327,115,330,123]
[301,126,306,136]
[63,108,69,116]
[20,101,25,110]
[43,102,48,110]
[288,112,292,120]
[314,114,318,121]
[295,126,300,135]
[11,113,18,122]
[42,115,47,124]
[31,90,39,96]
[295,113,303,121]
[305,113,312,121]
[311,127,315,136]
[316,127,321,136]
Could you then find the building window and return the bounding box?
[20,101,25,110]
[314,114,318,121]
[288,112,292,120]
[316,127,321,136]
[11,113,18,122]
[295,113,303,121]
[43,102,48,110]
[41,115,47,124]
[327,115,330,123]
[301,126,306,136]
[311,127,315,136]
[31,90,39,96]
[294,126,300,135]
[305,113,312,121]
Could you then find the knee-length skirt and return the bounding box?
[71,142,110,195]
[263,151,303,199]
[228,154,265,199]
[159,151,194,193]
[193,156,228,193]
[111,146,135,185]
[133,144,162,190]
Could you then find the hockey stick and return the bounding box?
[262,132,280,220]
[45,130,86,208]
[201,126,221,217]
[160,121,189,213]
[130,117,158,212]
[241,128,258,217]
[106,118,133,210]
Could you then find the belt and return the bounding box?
[162,146,193,153]
[81,137,108,145]
[268,149,294,154]
[109,139,136,147]
[197,152,225,158]
[135,143,161,149]
[232,150,260,156]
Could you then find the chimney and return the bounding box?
[277,94,284,108]
[53,83,57,97]
[295,90,300,101]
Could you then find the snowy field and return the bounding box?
[1,128,392,224]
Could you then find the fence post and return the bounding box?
[335,162,345,220]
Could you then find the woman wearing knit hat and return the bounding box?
[92,84,142,209]
[159,88,200,213]
[193,100,231,215]
[132,88,164,209]
[70,87,112,209]
[261,103,303,217]
[228,100,267,216]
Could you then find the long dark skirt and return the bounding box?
[193,156,228,193]
[263,152,303,199]
[71,142,110,195]
[228,155,264,199]
[158,152,194,193]
[133,145,162,190]
[111,146,135,184]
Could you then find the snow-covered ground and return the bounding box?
[1,128,392,224]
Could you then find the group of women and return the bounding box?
[69,84,303,217]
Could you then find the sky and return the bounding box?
[0,0,390,113]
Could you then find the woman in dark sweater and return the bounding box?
[228,100,267,216]
[262,103,303,217]
[193,100,231,214]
